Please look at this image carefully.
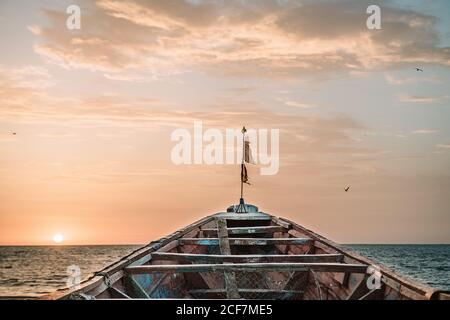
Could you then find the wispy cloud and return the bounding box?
[27,25,42,35]
[0,66,369,162]
[398,94,447,104]
[28,0,450,78]
[385,74,441,85]
[103,73,148,82]
[0,65,54,89]
[411,129,437,134]
[276,98,316,109]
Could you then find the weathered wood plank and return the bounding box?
[146,273,172,298]
[109,287,131,299]
[125,262,368,274]
[202,225,285,236]
[129,241,179,267]
[381,275,428,300]
[217,218,240,299]
[335,271,350,287]
[271,216,291,229]
[313,240,339,254]
[346,277,369,300]
[189,289,303,299]
[123,275,150,299]
[217,219,231,255]
[85,270,124,298]
[437,293,450,300]
[284,271,309,291]
[151,252,344,263]
[179,238,312,246]
[217,214,272,221]
[281,217,438,300]
[359,288,383,300]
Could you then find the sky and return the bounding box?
[0,0,449,245]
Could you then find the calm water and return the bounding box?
[346,244,450,292]
[0,244,448,298]
[0,245,141,298]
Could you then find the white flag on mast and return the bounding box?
[244,140,255,164]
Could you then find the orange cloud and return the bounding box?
[29,0,450,78]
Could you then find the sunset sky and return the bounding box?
[1,0,449,245]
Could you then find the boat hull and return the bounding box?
[42,210,450,300]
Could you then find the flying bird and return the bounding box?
[344,186,350,192]
[12,132,16,135]
[414,67,423,72]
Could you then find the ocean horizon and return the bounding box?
[0,244,449,299]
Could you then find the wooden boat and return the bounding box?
[44,203,450,300]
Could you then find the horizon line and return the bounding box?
[1,243,449,247]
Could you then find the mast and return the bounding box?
[237,126,247,213]
[240,126,245,199]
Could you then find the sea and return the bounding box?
[0,244,448,299]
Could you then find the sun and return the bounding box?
[53,233,64,244]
